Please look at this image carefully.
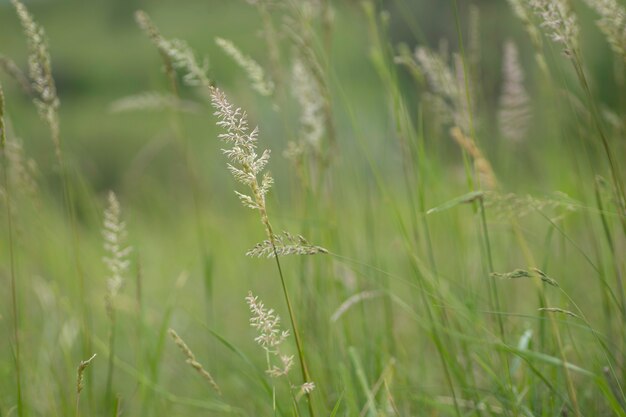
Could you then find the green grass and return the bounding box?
[1,0,626,416]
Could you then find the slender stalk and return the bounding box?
[478,200,503,336]
[570,55,626,235]
[75,354,96,417]
[1,85,24,417]
[511,221,581,417]
[10,1,92,409]
[271,249,316,417]
[104,308,117,412]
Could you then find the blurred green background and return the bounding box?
[2,0,625,415]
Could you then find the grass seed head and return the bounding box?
[215,37,274,96]
[245,291,294,377]
[76,354,96,394]
[529,0,579,57]
[12,0,61,156]
[168,328,222,395]
[102,191,132,316]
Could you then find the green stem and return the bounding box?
[104,307,117,412]
[1,106,24,417]
[271,250,316,417]
[571,54,626,234]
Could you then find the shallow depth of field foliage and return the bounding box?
[2,0,626,416]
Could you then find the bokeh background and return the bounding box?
[1,0,625,415]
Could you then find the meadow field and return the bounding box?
[1,0,626,415]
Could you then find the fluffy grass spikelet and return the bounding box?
[529,0,579,57]
[162,39,210,87]
[295,381,317,401]
[246,231,328,258]
[301,381,316,394]
[136,11,211,89]
[210,87,274,216]
[12,0,60,154]
[102,191,131,305]
[415,47,459,107]
[292,56,325,150]
[11,0,58,111]
[245,291,294,377]
[415,47,472,133]
[215,37,274,96]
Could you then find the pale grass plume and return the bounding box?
[529,0,579,57]
[110,91,200,114]
[211,87,326,255]
[415,47,471,133]
[245,291,294,378]
[449,127,497,190]
[161,38,210,88]
[415,47,459,107]
[11,0,60,155]
[135,10,187,92]
[295,381,316,401]
[102,191,132,314]
[283,2,338,161]
[168,328,222,395]
[291,56,325,150]
[246,231,328,258]
[210,87,273,222]
[498,41,531,143]
[215,37,274,96]
[134,10,162,46]
[582,0,626,59]
[136,10,211,89]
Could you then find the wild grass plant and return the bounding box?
[1,0,626,416]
